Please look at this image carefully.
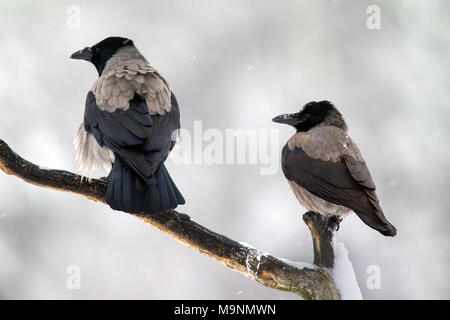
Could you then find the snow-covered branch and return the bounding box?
[0,138,341,300]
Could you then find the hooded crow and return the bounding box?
[71,37,185,214]
[273,101,396,236]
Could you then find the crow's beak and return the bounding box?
[272,113,301,125]
[70,47,92,61]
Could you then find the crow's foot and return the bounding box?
[327,216,341,232]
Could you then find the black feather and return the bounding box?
[84,91,184,214]
[282,145,396,236]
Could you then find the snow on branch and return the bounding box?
[0,138,340,300]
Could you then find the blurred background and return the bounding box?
[0,0,448,299]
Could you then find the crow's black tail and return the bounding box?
[355,211,397,237]
[106,157,185,214]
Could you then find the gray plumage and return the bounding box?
[74,122,114,178]
[287,180,352,218]
[71,37,184,213]
[75,45,171,174]
[91,46,171,115]
[273,101,397,236]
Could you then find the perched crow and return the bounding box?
[273,101,396,236]
[71,37,185,214]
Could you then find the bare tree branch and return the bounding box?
[303,212,336,268]
[0,139,340,300]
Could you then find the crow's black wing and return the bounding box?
[282,145,396,236]
[83,91,180,183]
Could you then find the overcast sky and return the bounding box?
[0,0,448,299]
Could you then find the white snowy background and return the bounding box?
[0,0,448,299]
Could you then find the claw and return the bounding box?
[327,216,341,232]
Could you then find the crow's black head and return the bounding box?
[70,37,134,75]
[272,101,347,132]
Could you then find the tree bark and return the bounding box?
[0,139,340,300]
